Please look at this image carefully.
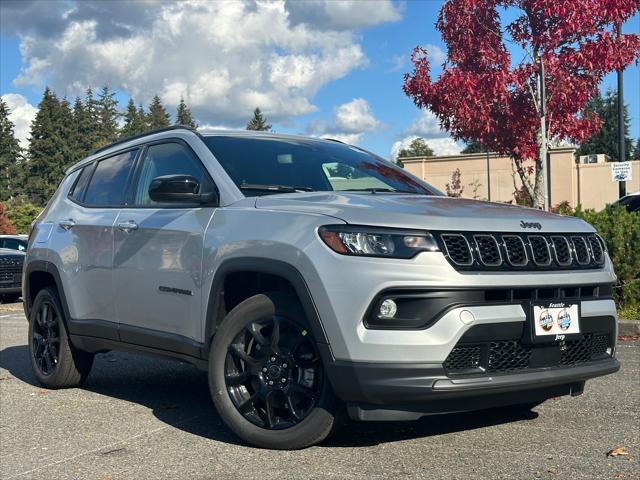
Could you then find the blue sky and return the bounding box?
[1,0,639,159]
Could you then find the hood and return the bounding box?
[0,248,26,258]
[255,192,593,233]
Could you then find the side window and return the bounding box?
[133,142,212,206]
[69,165,94,202]
[83,150,137,206]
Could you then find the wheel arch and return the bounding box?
[204,258,331,356]
[24,261,71,326]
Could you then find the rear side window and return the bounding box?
[69,165,94,202]
[83,150,137,206]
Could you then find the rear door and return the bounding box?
[50,149,138,332]
[113,140,217,347]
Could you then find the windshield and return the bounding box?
[203,135,438,196]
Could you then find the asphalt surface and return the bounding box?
[1,305,639,480]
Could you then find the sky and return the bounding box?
[1,0,639,160]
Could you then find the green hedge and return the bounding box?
[573,205,640,316]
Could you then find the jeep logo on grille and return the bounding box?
[520,220,542,230]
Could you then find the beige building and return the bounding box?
[402,148,640,210]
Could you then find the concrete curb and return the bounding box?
[618,320,640,336]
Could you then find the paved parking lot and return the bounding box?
[1,306,638,480]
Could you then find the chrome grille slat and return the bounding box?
[441,234,473,266]
[529,235,552,266]
[502,235,528,267]
[551,236,572,266]
[571,236,590,265]
[473,235,502,266]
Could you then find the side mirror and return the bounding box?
[148,175,218,205]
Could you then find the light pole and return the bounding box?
[617,22,627,198]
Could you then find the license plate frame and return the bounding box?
[528,301,582,344]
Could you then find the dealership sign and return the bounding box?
[611,162,632,182]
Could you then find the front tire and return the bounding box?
[28,287,93,388]
[208,292,341,449]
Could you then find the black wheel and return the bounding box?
[1,293,20,304]
[209,292,341,449]
[28,287,93,388]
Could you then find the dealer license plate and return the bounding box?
[532,301,580,342]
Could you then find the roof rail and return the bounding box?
[91,125,198,155]
[323,138,346,144]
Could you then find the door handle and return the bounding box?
[58,219,76,230]
[117,221,139,232]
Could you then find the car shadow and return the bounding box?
[0,345,538,448]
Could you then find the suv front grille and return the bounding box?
[0,257,23,286]
[444,333,611,375]
[438,232,606,271]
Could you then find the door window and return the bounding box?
[83,150,137,206]
[132,142,213,206]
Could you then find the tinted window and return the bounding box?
[84,150,137,206]
[203,136,435,196]
[133,142,213,206]
[0,238,26,251]
[69,165,94,202]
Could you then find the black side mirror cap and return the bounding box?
[148,174,219,206]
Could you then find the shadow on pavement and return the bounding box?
[0,345,538,449]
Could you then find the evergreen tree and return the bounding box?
[121,99,149,138]
[632,138,640,160]
[83,87,101,148]
[95,85,120,146]
[175,97,197,128]
[70,96,96,163]
[148,95,170,129]
[576,89,633,161]
[461,139,486,154]
[246,107,271,131]
[25,88,73,206]
[0,98,23,202]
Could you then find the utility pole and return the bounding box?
[617,23,627,198]
[538,57,550,210]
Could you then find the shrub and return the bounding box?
[573,205,640,314]
[4,199,42,234]
[0,203,17,234]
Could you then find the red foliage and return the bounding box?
[0,203,17,235]
[403,0,640,164]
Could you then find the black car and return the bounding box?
[0,247,25,303]
[0,234,28,252]
[612,192,639,213]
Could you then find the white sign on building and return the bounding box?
[611,162,632,182]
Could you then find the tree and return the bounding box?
[445,168,464,197]
[577,90,633,161]
[461,140,486,154]
[397,138,434,158]
[633,139,640,160]
[95,86,120,147]
[246,107,271,131]
[148,95,170,130]
[70,96,96,163]
[403,0,640,208]
[0,203,16,234]
[0,98,22,202]
[4,199,41,234]
[121,99,149,138]
[175,97,197,128]
[25,87,73,206]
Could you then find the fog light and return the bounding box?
[379,299,397,319]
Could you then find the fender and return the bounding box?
[204,257,332,357]
[23,260,70,323]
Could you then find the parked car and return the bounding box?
[0,247,25,303]
[612,191,639,213]
[23,126,619,449]
[0,234,28,252]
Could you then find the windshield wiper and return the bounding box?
[239,183,315,193]
[342,188,428,195]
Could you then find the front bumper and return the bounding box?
[326,357,619,421]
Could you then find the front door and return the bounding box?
[113,141,217,346]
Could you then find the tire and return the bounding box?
[28,286,93,388]
[1,293,20,304]
[208,292,342,449]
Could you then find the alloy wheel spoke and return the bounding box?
[225,371,251,386]
[263,391,276,429]
[43,351,53,373]
[246,322,269,346]
[237,393,258,414]
[286,393,303,422]
[270,318,281,355]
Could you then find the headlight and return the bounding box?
[318,225,440,259]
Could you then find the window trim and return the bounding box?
[67,147,141,209]
[125,138,218,209]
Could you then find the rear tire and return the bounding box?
[28,287,93,388]
[208,292,342,449]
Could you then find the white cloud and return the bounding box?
[405,110,449,138]
[422,43,447,65]
[1,93,37,150]
[391,135,463,159]
[307,98,381,145]
[6,1,400,127]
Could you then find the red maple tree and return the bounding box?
[403,0,640,208]
[0,203,17,235]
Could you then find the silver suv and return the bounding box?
[24,126,619,449]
